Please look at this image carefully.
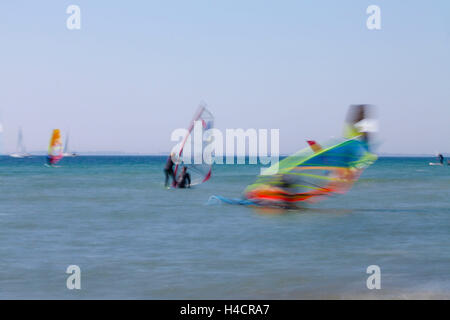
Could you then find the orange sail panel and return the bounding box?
[307,140,323,153]
[47,129,63,165]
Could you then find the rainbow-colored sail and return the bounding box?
[243,105,377,206]
[244,138,377,205]
[47,129,63,165]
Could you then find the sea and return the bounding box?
[0,156,449,299]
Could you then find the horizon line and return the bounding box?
[0,152,446,158]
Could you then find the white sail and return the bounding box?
[10,127,31,158]
[62,131,77,157]
[172,104,214,186]
[63,134,69,154]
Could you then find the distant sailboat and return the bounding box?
[10,127,31,158]
[63,132,77,157]
[46,129,63,166]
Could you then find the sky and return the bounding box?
[0,0,449,155]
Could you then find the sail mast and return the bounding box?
[17,127,22,153]
[64,132,69,154]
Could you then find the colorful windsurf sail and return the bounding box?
[243,105,377,206]
[47,129,63,165]
[173,104,214,187]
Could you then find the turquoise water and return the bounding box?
[0,156,449,299]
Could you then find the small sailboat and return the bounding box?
[10,127,31,158]
[46,129,63,166]
[62,132,77,157]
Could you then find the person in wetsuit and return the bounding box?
[164,153,176,188]
[278,175,297,209]
[345,105,370,145]
[438,154,444,165]
[177,166,191,189]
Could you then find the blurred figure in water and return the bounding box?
[438,153,444,165]
[344,104,377,150]
[177,166,191,189]
[164,152,176,188]
[278,175,297,209]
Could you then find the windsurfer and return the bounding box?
[164,153,176,188]
[344,104,377,150]
[438,154,444,165]
[177,166,191,189]
[46,129,63,167]
[278,175,297,209]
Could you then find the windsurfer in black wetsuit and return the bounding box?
[164,153,176,188]
[177,166,191,189]
[438,154,444,165]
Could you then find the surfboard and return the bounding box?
[208,195,260,206]
[44,164,61,168]
[429,163,444,166]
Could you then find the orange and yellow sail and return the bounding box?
[47,129,63,165]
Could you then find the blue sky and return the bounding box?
[0,0,449,154]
